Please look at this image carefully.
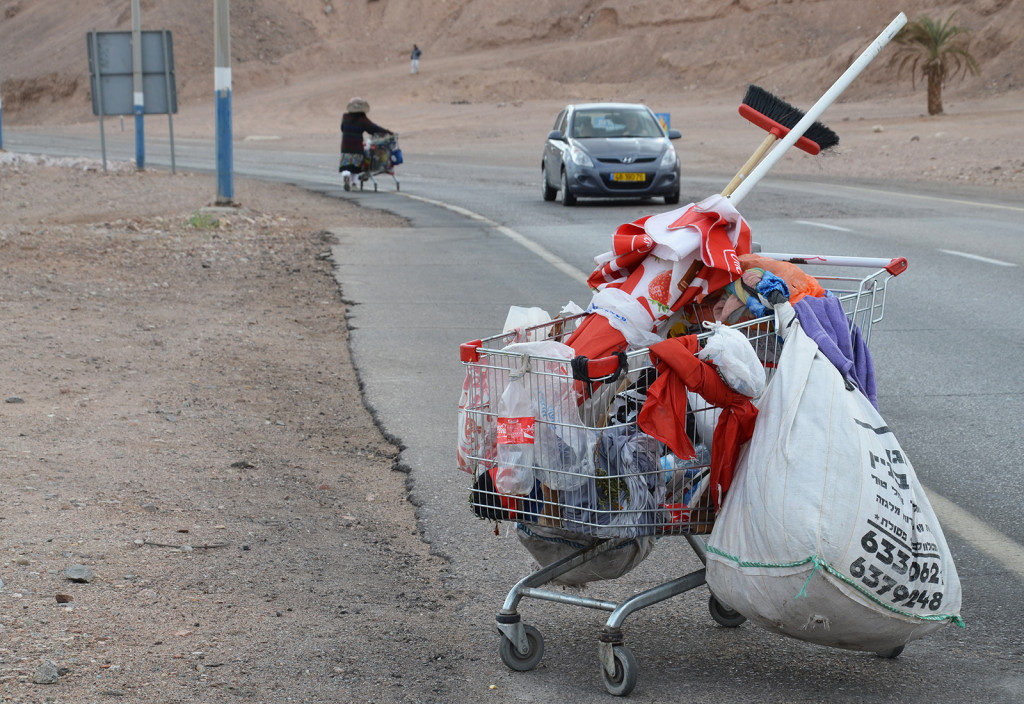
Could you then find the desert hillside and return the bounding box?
[1,0,1020,127]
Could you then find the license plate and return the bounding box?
[611,172,645,182]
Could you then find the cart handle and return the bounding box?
[757,253,908,276]
[572,351,628,384]
[460,340,482,363]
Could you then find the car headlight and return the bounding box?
[569,145,594,168]
[660,148,678,168]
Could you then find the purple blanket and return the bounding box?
[793,296,877,408]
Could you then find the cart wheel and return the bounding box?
[396,182,400,192]
[876,645,905,659]
[709,595,747,628]
[498,624,544,672]
[602,645,638,697]
[373,182,378,192]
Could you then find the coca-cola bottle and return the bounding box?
[493,375,535,495]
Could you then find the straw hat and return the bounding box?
[346,97,369,114]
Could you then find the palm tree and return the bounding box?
[889,13,980,115]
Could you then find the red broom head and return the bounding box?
[740,84,839,155]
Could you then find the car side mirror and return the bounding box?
[547,129,566,141]
[667,129,682,140]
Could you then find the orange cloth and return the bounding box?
[738,253,825,303]
[637,335,758,509]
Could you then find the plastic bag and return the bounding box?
[493,369,536,496]
[494,340,580,494]
[705,302,963,653]
[456,364,494,475]
[516,523,656,585]
[555,427,665,538]
[697,321,766,398]
[503,306,552,343]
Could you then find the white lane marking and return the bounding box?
[938,249,1017,267]
[837,183,1024,214]
[795,220,854,232]
[402,193,590,285]
[925,488,1024,582]
[403,191,1024,583]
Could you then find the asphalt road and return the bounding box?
[6,129,1023,702]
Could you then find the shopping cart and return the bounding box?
[457,254,907,696]
[356,133,401,192]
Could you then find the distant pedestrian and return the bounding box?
[410,44,422,75]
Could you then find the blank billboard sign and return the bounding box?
[87,30,177,116]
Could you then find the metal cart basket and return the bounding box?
[457,254,907,696]
[357,133,401,192]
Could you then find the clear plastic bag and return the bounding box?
[456,364,494,475]
[493,373,536,496]
[497,340,588,493]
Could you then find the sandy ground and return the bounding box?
[0,157,480,703]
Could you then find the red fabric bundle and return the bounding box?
[638,335,758,509]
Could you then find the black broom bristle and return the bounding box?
[743,84,839,151]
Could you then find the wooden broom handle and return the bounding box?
[721,132,777,197]
[729,12,908,204]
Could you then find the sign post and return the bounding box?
[86,30,177,172]
[214,0,234,205]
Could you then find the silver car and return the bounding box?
[541,102,682,206]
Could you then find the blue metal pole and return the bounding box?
[214,0,233,203]
[134,97,145,168]
[215,71,233,202]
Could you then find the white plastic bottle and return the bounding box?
[493,375,536,496]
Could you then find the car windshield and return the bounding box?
[571,109,664,139]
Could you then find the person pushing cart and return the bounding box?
[339,97,394,192]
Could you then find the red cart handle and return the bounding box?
[571,351,628,384]
[758,253,909,276]
[460,340,482,363]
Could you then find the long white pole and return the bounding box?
[729,13,908,205]
[131,0,145,169]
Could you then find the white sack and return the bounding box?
[705,302,963,653]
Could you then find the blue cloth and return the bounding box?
[793,296,877,408]
[756,271,789,311]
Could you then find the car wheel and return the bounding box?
[541,164,557,202]
[664,190,681,205]
[561,170,577,206]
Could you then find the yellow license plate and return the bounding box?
[612,172,646,182]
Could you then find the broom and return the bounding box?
[728,13,908,205]
[720,85,840,197]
